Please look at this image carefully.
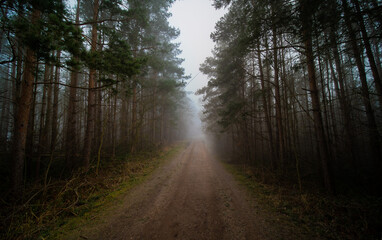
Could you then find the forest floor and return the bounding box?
[57,140,320,240]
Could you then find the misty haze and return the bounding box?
[0,0,381,239]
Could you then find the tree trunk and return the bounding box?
[1,64,11,150]
[131,81,137,153]
[300,0,333,193]
[13,45,23,137]
[65,70,78,169]
[351,0,382,109]
[257,44,275,168]
[11,8,41,193]
[272,26,284,170]
[51,50,61,151]
[26,62,39,160]
[328,31,358,166]
[95,34,104,153]
[342,0,381,164]
[0,69,8,143]
[83,0,99,169]
[112,83,118,158]
[65,0,81,171]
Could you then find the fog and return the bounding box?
[169,0,227,140]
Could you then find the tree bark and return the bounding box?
[257,44,275,168]
[300,0,333,193]
[342,0,381,164]
[13,44,23,136]
[11,9,41,193]
[83,0,99,169]
[51,50,61,151]
[112,82,118,158]
[26,62,39,159]
[0,64,11,150]
[351,0,382,109]
[65,0,81,171]
[131,81,137,153]
[328,30,358,165]
[272,26,284,170]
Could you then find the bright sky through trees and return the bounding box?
[169,0,226,104]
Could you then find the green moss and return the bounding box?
[30,143,186,240]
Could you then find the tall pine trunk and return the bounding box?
[300,0,333,193]
[11,9,41,193]
[342,0,381,164]
[83,0,99,169]
[65,0,81,170]
[351,0,382,109]
[131,81,137,153]
[257,44,275,168]
[51,50,61,151]
[328,30,358,166]
[271,8,284,170]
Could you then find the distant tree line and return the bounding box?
[198,0,382,194]
[0,0,189,194]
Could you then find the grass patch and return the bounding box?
[224,163,382,240]
[0,143,185,240]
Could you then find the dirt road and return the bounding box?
[80,141,313,240]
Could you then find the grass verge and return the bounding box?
[1,143,185,240]
[223,163,382,240]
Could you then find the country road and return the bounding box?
[76,141,315,240]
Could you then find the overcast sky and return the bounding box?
[168,0,226,105]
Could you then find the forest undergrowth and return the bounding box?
[0,143,185,240]
[224,163,382,240]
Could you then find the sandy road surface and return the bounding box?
[81,141,313,240]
